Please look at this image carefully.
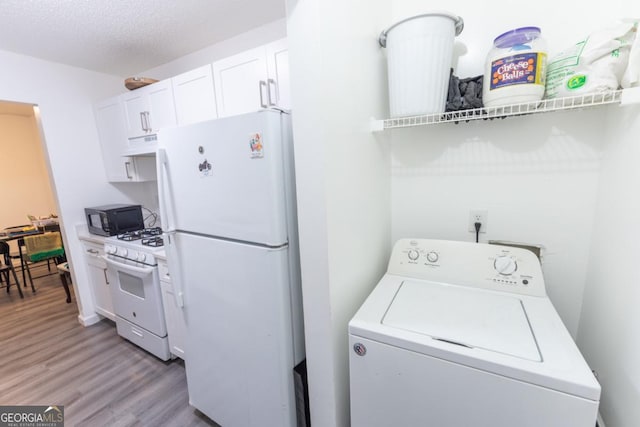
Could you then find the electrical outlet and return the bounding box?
[468,210,488,233]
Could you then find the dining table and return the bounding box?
[0,227,45,286]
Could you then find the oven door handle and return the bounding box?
[104,256,155,276]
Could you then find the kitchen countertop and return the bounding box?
[75,223,106,245]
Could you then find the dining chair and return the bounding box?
[0,241,24,298]
[6,224,33,285]
[9,238,27,285]
[23,231,65,293]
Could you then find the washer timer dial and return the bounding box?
[407,249,420,261]
[494,255,517,275]
[426,251,439,263]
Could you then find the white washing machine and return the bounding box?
[349,239,600,427]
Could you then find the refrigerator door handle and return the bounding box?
[165,231,185,308]
[158,149,184,308]
[157,148,173,232]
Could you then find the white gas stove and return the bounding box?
[103,227,170,360]
[104,227,164,267]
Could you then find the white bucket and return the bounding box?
[380,12,464,118]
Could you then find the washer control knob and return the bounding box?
[407,249,420,261]
[426,251,439,263]
[494,255,517,275]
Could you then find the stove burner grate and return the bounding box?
[142,236,164,247]
[117,227,163,241]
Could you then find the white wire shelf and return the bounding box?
[371,88,640,132]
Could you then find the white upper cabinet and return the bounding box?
[93,38,289,180]
[213,38,290,117]
[94,96,156,182]
[265,39,291,111]
[172,64,218,126]
[122,80,177,139]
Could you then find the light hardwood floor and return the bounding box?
[0,264,218,427]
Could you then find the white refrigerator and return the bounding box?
[157,110,305,427]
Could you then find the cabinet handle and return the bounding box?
[125,161,133,179]
[139,112,146,132]
[259,80,268,108]
[145,111,152,132]
[267,78,278,106]
[86,248,98,254]
[103,268,109,285]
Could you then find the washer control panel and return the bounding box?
[388,238,545,297]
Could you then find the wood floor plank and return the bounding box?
[0,266,218,427]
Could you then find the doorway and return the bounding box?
[0,100,65,299]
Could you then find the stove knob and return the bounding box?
[138,253,147,262]
[494,255,517,275]
[105,245,116,255]
[426,251,439,263]
[118,248,128,257]
[407,249,420,261]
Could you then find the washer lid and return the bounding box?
[382,280,541,361]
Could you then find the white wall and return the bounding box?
[391,111,605,335]
[286,1,390,426]
[577,104,640,427]
[0,49,155,324]
[0,112,57,227]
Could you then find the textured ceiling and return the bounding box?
[0,0,286,76]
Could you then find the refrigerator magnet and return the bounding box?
[249,133,264,159]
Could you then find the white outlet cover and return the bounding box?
[468,210,488,233]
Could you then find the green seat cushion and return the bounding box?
[29,248,64,262]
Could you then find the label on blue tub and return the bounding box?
[489,52,546,90]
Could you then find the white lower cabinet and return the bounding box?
[159,259,186,359]
[82,240,115,320]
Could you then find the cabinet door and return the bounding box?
[94,96,139,182]
[266,39,291,110]
[146,80,177,132]
[212,46,270,118]
[84,243,115,320]
[173,65,218,126]
[159,261,186,359]
[122,90,149,139]
[122,80,177,138]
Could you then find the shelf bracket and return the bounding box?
[371,118,384,133]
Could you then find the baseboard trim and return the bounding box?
[78,313,101,326]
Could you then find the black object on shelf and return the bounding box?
[446,69,484,112]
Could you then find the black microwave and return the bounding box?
[85,204,144,236]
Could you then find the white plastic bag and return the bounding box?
[622,21,640,88]
[545,20,638,99]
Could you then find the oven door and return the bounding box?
[105,257,167,337]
